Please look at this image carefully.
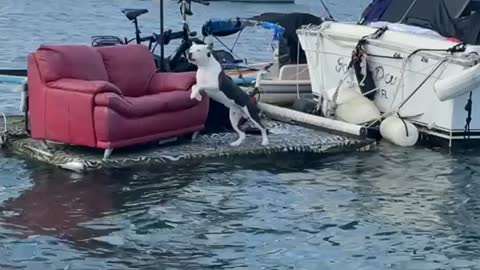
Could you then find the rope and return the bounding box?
[328,27,388,118]
[464,91,473,140]
[398,113,410,137]
[296,36,301,99]
[359,40,459,127]
[328,70,350,118]
[366,57,448,127]
[397,58,448,111]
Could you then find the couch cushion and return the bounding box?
[97,45,156,97]
[35,45,108,83]
[94,90,200,117]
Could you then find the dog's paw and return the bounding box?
[230,140,243,147]
[194,94,202,101]
[261,139,269,146]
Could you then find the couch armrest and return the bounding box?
[47,78,123,96]
[148,71,196,93]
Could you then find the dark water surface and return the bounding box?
[2,0,480,269]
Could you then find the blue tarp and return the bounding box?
[201,18,245,37]
[257,21,285,41]
[201,17,285,41]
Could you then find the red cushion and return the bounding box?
[97,45,156,97]
[35,45,108,83]
[94,90,201,117]
[148,72,196,93]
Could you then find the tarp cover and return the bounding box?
[201,18,285,40]
[201,18,245,37]
[360,0,393,23]
[361,0,480,44]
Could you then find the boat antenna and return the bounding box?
[319,0,335,21]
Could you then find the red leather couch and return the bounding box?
[27,44,209,156]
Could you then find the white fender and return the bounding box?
[323,86,381,125]
[434,63,480,101]
[380,115,419,147]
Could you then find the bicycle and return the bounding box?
[91,0,213,72]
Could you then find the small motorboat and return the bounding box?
[297,0,480,147]
[201,13,323,106]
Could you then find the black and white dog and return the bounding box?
[187,43,269,146]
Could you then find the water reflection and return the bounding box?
[1,147,480,268]
[0,166,117,244]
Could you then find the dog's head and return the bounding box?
[187,43,214,66]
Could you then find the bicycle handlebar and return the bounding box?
[152,29,197,45]
[169,31,185,41]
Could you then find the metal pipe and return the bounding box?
[257,102,368,138]
[160,0,165,71]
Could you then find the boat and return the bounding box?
[202,13,321,106]
[296,0,480,147]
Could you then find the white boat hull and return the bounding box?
[255,63,312,105]
[228,63,313,106]
[297,22,480,144]
[255,79,312,105]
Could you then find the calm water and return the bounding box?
[1,0,480,269]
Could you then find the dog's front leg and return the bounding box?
[190,84,203,101]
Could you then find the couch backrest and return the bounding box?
[97,44,156,97]
[35,45,109,83]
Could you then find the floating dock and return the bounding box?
[0,114,375,172]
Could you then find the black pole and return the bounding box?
[160,0,165,71]
[319,0,335,21]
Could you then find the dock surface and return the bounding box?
[1,115,375,172]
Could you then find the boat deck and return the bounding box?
[1,115,375,172]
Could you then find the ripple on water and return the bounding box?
[1,142,480,269]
